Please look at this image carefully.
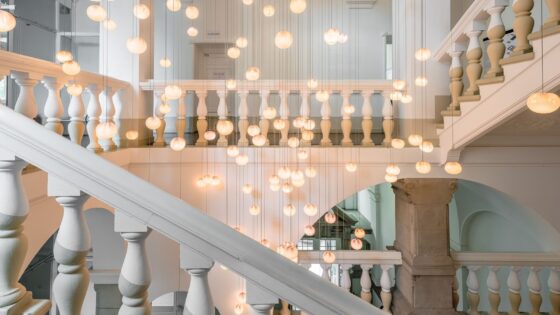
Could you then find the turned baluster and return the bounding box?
[321,264,331,281]
[507,267,522,315]
[320,100,332,146]
[360,264,373,303]
[361,91,374,146]
[300,90,312,146]
[42,77,65,134]
[340,264,352,292]
[12,72,39,119]
[86,85,102,152]
[67,85,86,145]
[247,281,278,315]
[195,90,208,146]
[259,90,271,146]
[487,266,501,315]
[528,267,542,315]
[176,91,186,140]
[180,245,214,315]
[153,94,167,148]
[99,87,117,151]
[380,265,394,314]
[466,266,480,315]
[382,93,394,145]
[112,89,124,148]
[340,91,353,146]
[216,90,229,147]
[544,0,560,29]
[549,267,560,315]
[446,50,464,114]
[512,0,534,56]
[483,5,507,79]
[464,30,484,96]
[238,91,249,146]
[280,300,290,315]
[279,90,290,146]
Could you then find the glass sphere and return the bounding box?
[322,251,336,263]
[337,33,348,44]
[290,0,307,14]
[401,94,413,104]
[195,177,206,188]
[247,124,260,137]
[233,304,244,315]
[227,47,241,59]
[527,92,560,114]
[278,166,291,179]
[166,0,182,12]
[303,203,318,216]
[315,90,329,102]
[304,167,317,178]
[242,0,253,5]
[273,119,286,130]
[324,28,340,45]
[343,104,355,115]
[415,76,428,87]
[261,238,271,247]
[204,130,217,141]
[444,161,463,175]
[292,176,305,188]
[263,5,275,17]
[345,163,357,173]
[393,80,406,90]
[249,204,261,216]
[164,85,182,100]
[185,5,199,19]
[159,58,172,68]
[419,140,434,153]
[216,120,234,136]
[263,106,277,120]
[62,60,81,76]
[270,183,281,192]
[354,228,365,239]
[307,79,318,89]
[252,134,267,147]
[385,173,398,183]
[236,37,248,48]
[203,175,213,185]
[269,175,280,185]
[126,130,139,140]
[245,67,260,81]
[158,103,171,115]
[66,83,83,96]
[415,47,432,61]
[408,134,423,146]
[96,122,117,140]
[127,37,147,54]
[386,163,401,176]
[293,116,306,128]
[275,31,293,49]
[210,175,221,186]
[236,154,249,166]
[390,91,403,101]
[303,119,316,130]
[297,149,309,160]
[56,50,73,63]
[324,211,337,224]
[287,137,300,148]
[281,182,294,194]
[0,10,16,32]
[170,137,186,151]
[133,4,151,19]
[102,19,117,30]
[304,225,315,236]
[391,138,406,149]
[145,116,162,130]
[242,184,253,195]
[351,238,363,250]
[187,26,199,37]
[226,79,236,90]
[291,169,304,181]
[301,130,314,141]
[283,204,296,217]
[415,161,432,174]
[226,145,240,157]
[87,5,107,22]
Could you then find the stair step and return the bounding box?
[476,75,505,86]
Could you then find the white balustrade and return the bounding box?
[511,0,535,56]
[380,265,394,314]
[86,85,102,152]
[216,90,228,147]
[361,91,374,146]
[180,245,214,315]
[12,72,39,119]
[300,90,311,146]
[112,89,124,148]
[340,91,353,146]
[42,77,65,135]
[320,99,332,146]
[247,281,278,315]
[340,264,352,292]
[549,267,560,315]
[508,267,522,315]
[487,266,500,315]
[544,0,560,29]
[259,90,271,146]
[463,29,484,97]
[195,90,208,146]
[360,264,373,303]
[446,49,464,114]
[483,4,507,80]
[176,91,187,140]
[238,90,249,146]
[67,86,86,145]
[321,264,331,282]
[381,93,394,145]
[99,87,117,151]
[528,267,542,315]
[154,93,167,148]
[279,90,290,146]
[466,266,481,315]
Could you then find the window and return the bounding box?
[319,239,337,251]
[297,239,314,251]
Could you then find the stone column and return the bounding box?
[99,87,117,151]
[483,5,507,80]
[340,91,353,146]
[382,93,394,145]
[180,245,214,315]
[67,87,86,145]
[42,77,65,135]
[12,72,39,119]
[320,101,332,146]
[361,91,374,146]
[391,179,459,315]
[463,30,483,97]
[86,85,102,152]
[279,90,290,146]
[340,264,352,292]
[238,91,249,146]
[195,90,208,146]
[259,90,270,146]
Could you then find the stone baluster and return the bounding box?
[48,175,91,315]
[340,264,352,292]
[360,264,373,303]
[180,245,214,315]
[463,29,484,96]
[340,91,353,146]
[67,85,86,145]
[528,267,542,315]
[238,91,249,146]
[300,90,311,146]
[216,90,228,147]
[112,89,124,148]
[11,72,39,119]
[444,50,464,115]
[86,85,102,152]
[247,281,277,315]
[320,100,332,146]
[115,211,152,315]
[176,91,187,140]
[154,94,167,147]
[321,264,331,281]
[279,90,290,146]
[511,0,534,56]
[99,87,117,151]
[361,91,374,146]
[466,266,480,315]
[483,4,507,80]
[380,265,394,313]
[259,90,270,146]
[507,267,522,315]
[382,93,394,145]
[452,267,460,309]
[487,266,501,315]
[549,267,560,315]
[280,300,290,315]
[42,77,65,134]
[544,0,560,29]
[195,90,208,146]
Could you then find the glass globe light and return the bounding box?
[249,204,261,216]
[393,80,406,90]
[187,27,199,37]
[385,173,398,183]
[419,140,434,153]
[527,92,560,114]
[354,228,365,239]
[145,116,161,130]
[315,90,329,102]
[185,5,199,19]
[401,94,413,104]
[297,149,309,160]
[261,238,271,247]
[226,145,240,157]
[127,37,147,54]
[415,76,428,87]
[291,169,304,181]
[252,134,267,147]
[245,67,260,81]
[195,177,206,188]
[133,4,151,19]
[304,225,315,236]
[263,106,277,120]
[204,130,217,141]
[273,119,286,130]
[247,125,260,137]
[226,79,236,90]
[96,122,117,140]
[269,175,280,185]
[62,60,81,76]
[292,176,305,188]
[0,10,16,32]
[237,291,247,303]
[415,161,432,174]
[287,137,300,148]
[236,154,249,166]
[391,138,406,149]
[164,85,182,100]
[415,47,432,61]
[166,0,182,12]
[126,130,139,140]
[242,0,253,5]
[290,0,307,14]
[293,116,306,128]
[323,28,340,45]
[386,163,401,176]
[234,304,244,315]
[275,31,293,49]
[158,103,171,115]
[227,47,241,59]
[263,5,275,17]
[203,175,213,185]
[390,91,403,101]
[170,137,186,151]
[343,104,355,115]
[307,79,318,89]
[324,211,337,224]
[351,238,363,250]
[444,161,463,175]
[159,58,172,68]
[270,183,281,192]
[87,5,107,22]
[322,251,336,263]
[304,167,317,178]
[66,83,83,96]
[303,119,316,130]
[301,130,314,141]
[278,166,292,179]
[236,37,248,48]
[283,204,297,217]
[408,134,423,146]
[216,120,234,136]
[102,19,117,31]
[241,184,253,194]
[282,182,294,194]
[56,50,73,63]
[210,175,221,186]
[338,33,348,44]
[303,203,318,216]
[345,162,357,173]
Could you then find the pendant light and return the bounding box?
[275,31,293,49]
[290,0,307,14]
[56,50,73,63]
[0,9,16,32]
[185,5,199,19]
[236,37,248,48]
[133,4,150,19]
[187,26,198,37]
[87,4,107,22]
[263,5,275,17]
[166,0,181,12]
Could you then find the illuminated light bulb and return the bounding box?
[283,204,297,217]
[170,137,186,151]
[297,149,309,160]
[343,104,355,115]
[351,238,363,250]
[415,47,432,61]
[102,19,117,30]
[275,31,293,49]
[390,91,403,101]
[133,4,151,19]
[386,163,401,176]
[444,161,463,175]
[385,173,398,183]
[290,0,307,14]
[203,175,213,185]
[227,47,241,59]
[226,79,236,90]
[245,67,260,81]
[127,37,147,54]
[249,204,261,216]
[216,120,234,136]
[234,304,244,315]
[281,182,294,194]
[96,122,117,140]
[401,94,413,104]
[261,238,271,248]
[304,225,315,236]
[236,37,248,48]
[322,251,336,263]
[304,167,317,178]
[269,183,281,192]
[0,10,16,32]
[238,291,247,303]
[277,166,291,179]
[210,175,221,186]
[66,83,83,96]
[415,76,428,87]
[242,0,253,5]
[235,154,249,166]
[226,145,240,157]
[252,134,267,147]
[345,163,357,173]
[338,33,348,44]
[303,203,318,216]
[187,26,199,37]
[273,119,286,130]
[303,119,316,130]
[408,134,423,146]
[527,92,560,114]
[354,228,365,239]
[56,50,73,63]
[391,138,405,149]
[291,170,304,181]
[87,5,107,22]
[204,130,217,141]
[415,161,432,174]
[185,5,199,19]
[268,175,280,185]
[287,137,300,148]
[241,184,253,194]
[125,130,139,140]
[307,79,318,89]
[145,116,161,130]
[315,90,329,102]
[195,177,206,188]
[164,85,182,100]
[293,116,306,128]
[323,28,340,45]
[301,130,314,141]
[62,60,81,76]
[419,140,434,153]
[158,103,171,115]
[247,125,260,137]
[159,58,172,68]
[166,0,181,12]
[292,177,305,188]
[263,5,275,17]
[263,106,277,120]
[325,211,337,224]
[393,80,406,90]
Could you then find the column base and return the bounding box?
[340,141,353,147]
[361,141,374,147]
[195,141,207,147]
[216,140,228,147]
[152,142,166,148]
[457,95,481,103]
[279,140,288,146]
[320,140,332,146]
[393,290,460,315]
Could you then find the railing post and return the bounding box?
[42,77,65,135]
[511,0,534,56]
[112,89,124,148]
[67,85,86,145]
[300,90,311,146]
[466,266,480,315]
[320,100,332,146]
[528,267,542,315]
[487,266,501,315]
[238,90,249,146]
[382,93,394,145]
[281,300,290,315]
[549,267,560,315]
[176,90,187,140]
[259,90,271,146]
[99,87,117,151]
[180,245,214,315]
[507,266,522,315]
[361,91,374,146]
[463,29,484,97]
[195,90,208,146]
[340,264,352,292]
[544,0,560,29]
[360,264,373,303]
[444,50,464,115]
[86,85,102,152]
[380,265,394,314]
[483,4,507,80]
[216,89,228,147]
[340,91,353,146]
[279,90,290,146]
[11,72,39,119]
[247,281,277,315]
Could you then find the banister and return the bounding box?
[298,250,402,265]
[452,251,560,266]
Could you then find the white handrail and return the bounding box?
[452,251,560,266]
[298,250,402,265]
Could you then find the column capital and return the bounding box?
[392,178,457,206]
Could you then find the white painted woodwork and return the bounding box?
[86,85,102,153]
[11,72,39,119]
[196,90,208,146]
[246,281,278,315]
[112,90,124,148]
[42,77,65,135]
